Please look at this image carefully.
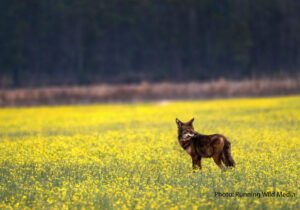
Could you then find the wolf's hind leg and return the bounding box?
[212,153,226,171]
[221,154,225,165]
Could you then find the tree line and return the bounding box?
[0,0,299,88]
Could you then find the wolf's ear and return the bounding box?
[176,118,183,127]
[187,118,194,125]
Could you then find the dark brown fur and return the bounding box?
[176,118,235,170]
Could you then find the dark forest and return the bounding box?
[0,0,299,88]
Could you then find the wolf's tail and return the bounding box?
[222,139,235,167]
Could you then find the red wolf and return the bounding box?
[176,118,235,170]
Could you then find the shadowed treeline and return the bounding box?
[0,0,300,88]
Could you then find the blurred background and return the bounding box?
[0,0,299,105]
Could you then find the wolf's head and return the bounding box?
[176,118,197,141]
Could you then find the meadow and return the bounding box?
[0,96,299,209]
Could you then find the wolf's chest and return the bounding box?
[178,140,194,156]
[178,139,190,149]
[185,146,193,156]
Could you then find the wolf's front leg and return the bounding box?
[192,156,202,170]
[197,157,202,169]
[192,157,198,170]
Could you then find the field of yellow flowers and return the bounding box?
[0,96,299,209]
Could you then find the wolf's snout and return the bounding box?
[184,133,195,138]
